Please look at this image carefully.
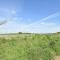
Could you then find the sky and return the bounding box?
[0,0,60,33]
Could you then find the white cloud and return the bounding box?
[0,8,26,34]
[0,20,27,34]
[40,22,56,26]
[23,12,60,33]
[11,10,16,14]
[29,12,60,26]
[0,11,60,34]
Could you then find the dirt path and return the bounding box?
[55,56,60,60]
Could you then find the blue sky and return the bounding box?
[0,0,60,33]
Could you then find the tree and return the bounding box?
[19,32,22,34]
[57,32,60,34]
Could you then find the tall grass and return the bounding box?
[0,33,60,60]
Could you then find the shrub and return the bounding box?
[19,32,22,34]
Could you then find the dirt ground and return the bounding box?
[55,56,60,60]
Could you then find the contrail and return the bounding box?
[0,20,7,25]
[22,11,60,33]
[27,12,60,26]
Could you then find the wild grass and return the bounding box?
[0,33,60,60]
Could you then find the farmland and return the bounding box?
[0,33,60,60]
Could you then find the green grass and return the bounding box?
[0,33,60,60]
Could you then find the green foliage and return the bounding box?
[57,32,60,34]
[19,32,22,34]
[0,33,60,60]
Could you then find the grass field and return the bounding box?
[0,33,60,60]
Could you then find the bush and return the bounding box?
[19,32,22,34]
[57,32,60,34]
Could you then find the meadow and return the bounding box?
[0,33,60,60]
